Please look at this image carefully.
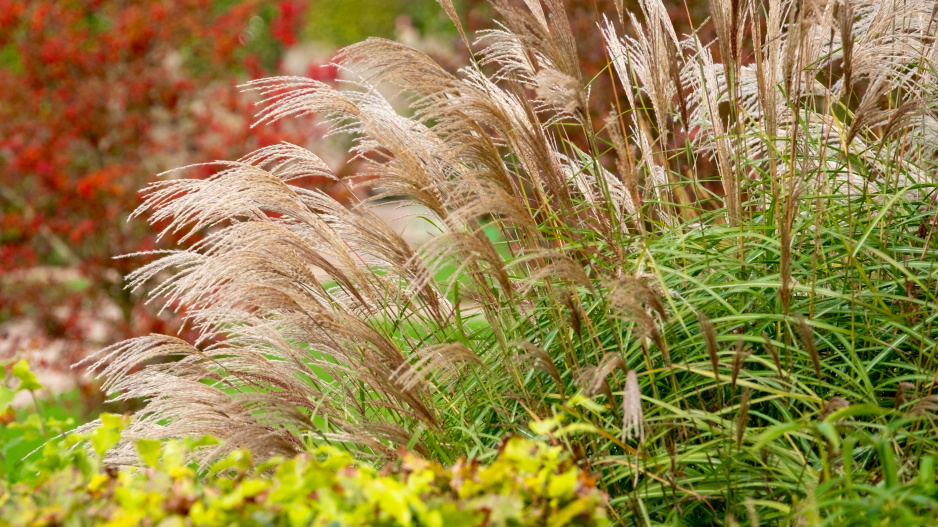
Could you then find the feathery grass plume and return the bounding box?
[820,396,850,420]
[622,370,645,443]
[515,341,564,395]
[86,0,938,522]
[745,497,760,527]
[580,354,628,414]
[602,11,680,225]
[737,387,752,449]
[895,382,916,409]
[612,0,625,27]
[608,276,669,363]
[605,112,641,223]
[434,0,469,47]
[794,314,822,381]
[731,337,751,389]
[761,333,783,379]
[911,396,938,419]
[391,343,484,392]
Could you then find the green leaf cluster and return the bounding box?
[0,359,43,411]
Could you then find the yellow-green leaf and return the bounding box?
[92,413,126,458]
[548,468,578,498]
[0,385,15,410]
[12,359,42,392]
[136,439,161,468]
[99,413,127,431]
[530,416,562,435]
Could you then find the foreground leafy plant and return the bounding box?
[79,0,938,524]
[0,422,607,527]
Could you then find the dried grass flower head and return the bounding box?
[623,370,645,443]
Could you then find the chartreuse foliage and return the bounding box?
[0,415,608,527]
[0,359,89,482]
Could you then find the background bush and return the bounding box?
[0,0,319,399]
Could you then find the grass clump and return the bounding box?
[78,0,938,524]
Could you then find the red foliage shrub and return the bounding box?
[0,0,332,379]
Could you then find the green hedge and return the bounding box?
[0,414,608,527]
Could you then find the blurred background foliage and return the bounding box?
[0,0,319,427]
[305,0,471,46]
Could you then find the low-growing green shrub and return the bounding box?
[0,415,608,527]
